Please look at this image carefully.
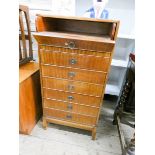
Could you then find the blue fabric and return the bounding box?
[86,7,109,19]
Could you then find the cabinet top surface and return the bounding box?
[36,14,119,24]
[19,62,39,84]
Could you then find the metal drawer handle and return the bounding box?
[68,85,74,91]
[68,96,74,100]
[66,114,72,119]
[69,59,77,65]
[67,104,73,110]
[68,72,76,77]
[65,41,75,49]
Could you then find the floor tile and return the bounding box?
[20,97,123,155]
[30,120,121,154]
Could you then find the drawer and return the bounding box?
[44,45,111,56]
[44,98,99,116]
[43,88,101,107]
[35,35,115,52]
[41,65,107,84]
[40,48,110,72]
[42,77,104,97]
[44,108,97,126]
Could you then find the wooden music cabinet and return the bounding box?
[33,15,119,140]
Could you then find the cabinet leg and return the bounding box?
[98,115,101,120]
[42,117,47,129]
[92,127,96,140]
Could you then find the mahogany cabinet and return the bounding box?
[33,15,119,140]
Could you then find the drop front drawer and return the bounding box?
[44,99,99,116]
[42,77,104,96]
[40,48,110,72]
[35,33,115,52]
[44,108,97,126]
[43,88,101,107]
[41,65,107,84]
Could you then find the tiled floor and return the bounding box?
[19,96,123,155]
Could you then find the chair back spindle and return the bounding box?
[19,5,33,65]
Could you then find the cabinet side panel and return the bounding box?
[19,71,42,134]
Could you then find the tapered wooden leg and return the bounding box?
[98,115,101,120]
[42,117,47,129]
[92,127,96,140]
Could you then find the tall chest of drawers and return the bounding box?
[34,15,119,140]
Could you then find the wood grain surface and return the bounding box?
[19,66,42,134]
[34,15,119,140]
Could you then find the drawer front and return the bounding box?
[41,65,107,84]
[42,77,104,97]
[36,36,114,52]
[44,108,97,126]
[43,45,111,57]
[44,99,99,116]
[43,88,101,107]
[40,48,110,72]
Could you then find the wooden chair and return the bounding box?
[19,5,42,134]
[113,53,135,155]
[19,5,33,65]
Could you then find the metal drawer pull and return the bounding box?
[68,85,74,91]
[67,104,73,110]
[65,41,75,49]
[68,96,74,100]
[68,72,76,77]
[69,59,77,65]
[66,114,72,119]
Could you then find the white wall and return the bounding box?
[75,0,135,36]
[75,0,92,16]
[106,0,134,10]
